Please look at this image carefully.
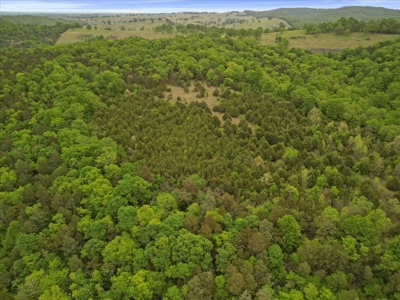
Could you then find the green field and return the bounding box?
[70,12,289,29]
[57,26,400,51]
[55,28,173,44]
[261,30,400,49]
[56,12,290,45]
[53,11,400,49]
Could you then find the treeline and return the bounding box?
[0,29,400,299]
[0,21,74,48]
[0,15,79,26]
[154,23,266,39]
[304,17,400,35]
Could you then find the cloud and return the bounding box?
[1,0,189,12]
[2,1,92,12]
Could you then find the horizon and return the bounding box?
[1,0,400,14]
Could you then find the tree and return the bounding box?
[116,206,137,231]
[102,233,136,266]
[248,232,267,255]
[163,286,183,300]
[171,229,213,272]
[381,235,400,272]
[185,271,215,300]
[268,244,285,281]
[145,237,172,271]
[93,71,124,96]
[156,193,177,214]
[38,285,70,300]
[110,271,153,300]
[216,241,237,273]
[341,214,379,246]
[277,215,302,252]
[325,99,344,120]
[226,272,245,296]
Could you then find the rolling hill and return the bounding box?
[245,6,400,28]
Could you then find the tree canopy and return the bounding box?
[0,20,400,299]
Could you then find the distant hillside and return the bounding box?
[245,6,400,29]
[0,15,79,26]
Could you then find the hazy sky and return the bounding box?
[1,0,399,13]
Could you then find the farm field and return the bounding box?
[55,13,400,49]
[55,28,173,44]
[56,12,291,44]
[69,12,289,29]
[261,30,400,49]
[57,26,400,51]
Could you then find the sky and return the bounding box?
[1,0,399,13]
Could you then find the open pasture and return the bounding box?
[57,13,400,51]
[55,27,173,44]
[260,30,400,49]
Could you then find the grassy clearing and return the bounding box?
[58,25,400,51]
[260,29,400,49]
[73,12,288,28]
[223,17,290,30]
[56,28,173,44]
[57,12,285,45]
[56,13,286,45]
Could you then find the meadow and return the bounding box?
[261,30,400,49]
[55,27,173,44]
[57,26,400,51]
[54,12,400,50]
[57,12,289,44]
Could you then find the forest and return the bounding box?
[0,14,400,300]
[0,20,76,48]
[154,23,268,39]
[304,17,400,35]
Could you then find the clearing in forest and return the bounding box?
[56,28,173,44]
[165,84,241,125]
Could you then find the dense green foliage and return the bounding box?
[1,26,400,299]
[0,21,73,48]
[154,23,265,39]
[245,6,400,29]
[304,17,400,35]
[0,15,79,26]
